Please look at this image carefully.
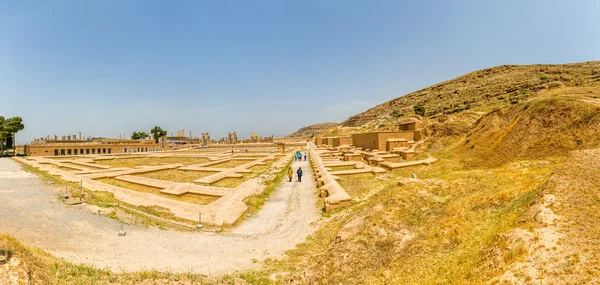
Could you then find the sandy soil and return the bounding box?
[495,148,600,284]
[0,156,320,275]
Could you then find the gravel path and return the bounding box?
[0,156,320,274]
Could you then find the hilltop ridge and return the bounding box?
[338,61,600,128]
[285,122,338,139]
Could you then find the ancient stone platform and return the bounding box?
[14,149,291,226]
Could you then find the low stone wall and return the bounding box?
[310,149,352,211]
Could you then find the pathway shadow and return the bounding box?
[0,248,12,265]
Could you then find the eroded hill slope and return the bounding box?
[342,61,600,128]
[260,87,600,284]
[455,87,600,167]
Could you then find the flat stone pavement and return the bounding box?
[0,156,320,274]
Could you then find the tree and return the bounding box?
[131,131,149,140]
[413,105,426,117]
[150,126,167,143]
[0,116,25,152]
[0,116,6,151]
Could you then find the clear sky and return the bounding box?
[1,0,599,143]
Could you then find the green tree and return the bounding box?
[131,131,149,140]
[413,105,426,117]
[0,116,6,151]
[150,126,167,143]
[0,116,25,151]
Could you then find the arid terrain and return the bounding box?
[2,61,600,284]
[284,122,338,139]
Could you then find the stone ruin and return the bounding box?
[201,133,211,146]
[14,147,290,227]
[309,120,437,211]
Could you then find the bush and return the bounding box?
[413,105,426,116]
[540,76,549,81]
[391,110,404,118]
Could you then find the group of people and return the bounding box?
[287,151,307,182]
[294,151,306,161]
[288,166,303,182]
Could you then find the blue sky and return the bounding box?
[1,0,599,142]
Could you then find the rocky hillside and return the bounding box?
[261,86,600,284]
[286,122,338,139]
[455,87,600,167]
[342,61,600,127]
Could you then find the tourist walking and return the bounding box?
[287,167,293,182]
[303,152,307,161]
[297,167,303,182]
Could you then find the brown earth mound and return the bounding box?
[455,88,600,166]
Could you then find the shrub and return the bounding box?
[540,76,549,81]
[413,105,426,116]
[391,110,404,118]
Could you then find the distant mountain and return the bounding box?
[285,122,339,139]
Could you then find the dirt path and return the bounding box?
[0,155,320,274]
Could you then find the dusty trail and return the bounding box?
[0,155,320,274]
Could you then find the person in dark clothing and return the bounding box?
[303,152,307,161]
[297,167,303,182]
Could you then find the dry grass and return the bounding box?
[258,90,600,283]
[504,148,600,284]
[95,157,208,168]
[453,91,600,167]
[61,162,98,170]
[211,177,245,188]
[0,233,243,284]
[327,165,357,171]
[56,166,81,172]
[258,157,555,284]
[135,169,213,183]
[210,164,271,188]
[45,156,83,160]
[210,160,252,168]
[17,162,192,230]
[336,173,382,200]
[249,164,269,172]
[96,178,219,205]
[235,155,271,158]
[243,157,293,215]
[341,61,600,127]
